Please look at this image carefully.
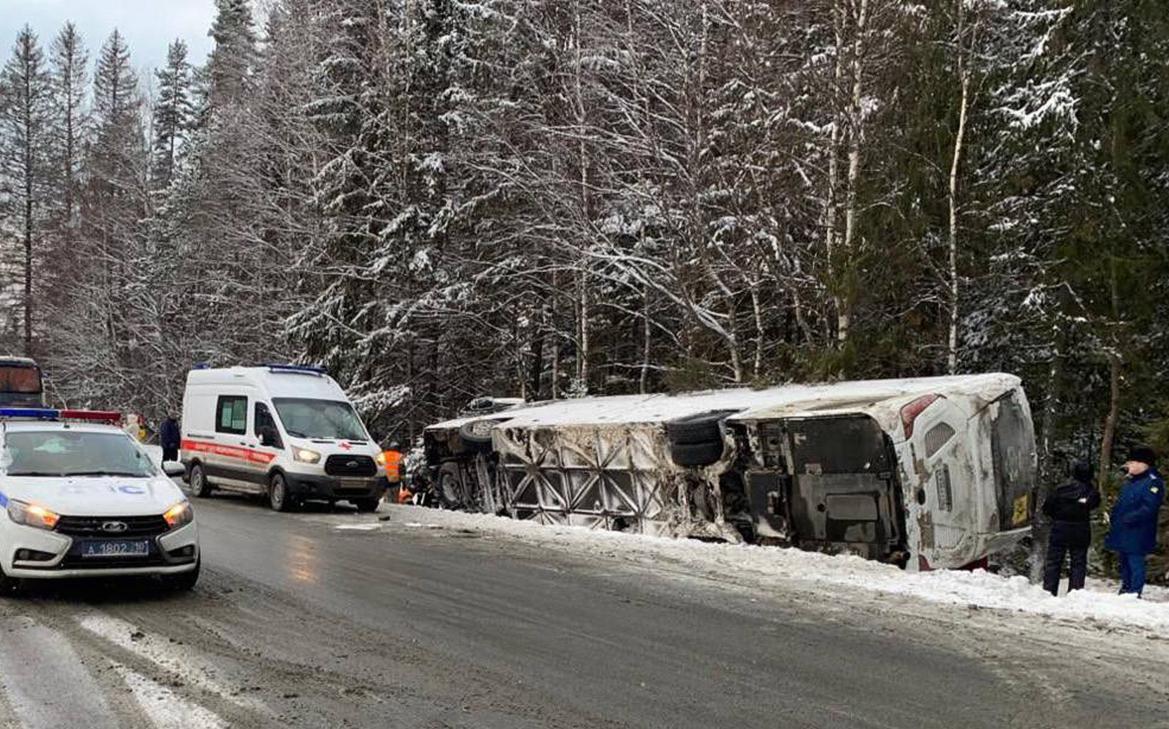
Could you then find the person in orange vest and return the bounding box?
[381,442,408,503]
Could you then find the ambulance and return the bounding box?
[0,408,198,591]
[180,365,388,512]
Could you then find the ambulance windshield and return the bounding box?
[272,398,368,441]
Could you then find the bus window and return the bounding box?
[0,359,44,406]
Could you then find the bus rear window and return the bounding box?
[0,366,40,393]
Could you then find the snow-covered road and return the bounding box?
[2,493,1166,728]
[344,504,1169,634]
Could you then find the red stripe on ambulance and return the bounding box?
[181,439,276,465]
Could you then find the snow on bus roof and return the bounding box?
[428,373,1019,431]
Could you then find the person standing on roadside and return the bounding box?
[160,414,181,463]
[1042,460,1101,596]
[1105,446,1165,596]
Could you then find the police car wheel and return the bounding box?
[163,559,200,591]
[269,474,293,512]
[0,566,21,596]
[190,463,213,498]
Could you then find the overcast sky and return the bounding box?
[0,0,217,77]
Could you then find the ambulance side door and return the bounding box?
[211,391,259,491]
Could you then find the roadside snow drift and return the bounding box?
[382,505,1169,634]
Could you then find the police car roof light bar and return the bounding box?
[264,363,327,376]
[60,409,122,424]
[0,407,59,420]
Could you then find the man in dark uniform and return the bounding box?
[1105,446,1165,596]
[159,414,181,463]
[1042,460,1100,596]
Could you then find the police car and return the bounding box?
[0,408,199,592]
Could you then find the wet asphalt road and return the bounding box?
[0,495,1167,728]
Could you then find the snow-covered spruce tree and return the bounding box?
[50,30,151,407]
[172,0,294,372]
[0,25,53,356]
[40,21,90,339]
[150,40,194,190]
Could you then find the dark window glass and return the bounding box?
[0,366,41,393]
[254,402,283,448]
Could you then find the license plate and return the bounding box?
[80,540,151,558]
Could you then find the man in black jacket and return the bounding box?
[159,415,181,463]
[1042,460,1101,596]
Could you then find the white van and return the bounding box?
[180,365,388,512]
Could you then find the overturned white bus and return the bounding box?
[422,374,1037,571]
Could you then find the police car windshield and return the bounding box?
[272,398,368,441]
[4,431,157,478]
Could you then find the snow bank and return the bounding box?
[384,505,1169,633]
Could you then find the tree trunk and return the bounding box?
[824,0,845,342]
[947,0,972,375]
[640,286,651,394]
[839,0,869,345]
[1100,349,1121,483]
[751,280,764,379]
[1099,251,1123,484]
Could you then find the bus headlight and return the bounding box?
[7,500,60,530]
[293,447,321,464]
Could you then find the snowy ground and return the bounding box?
[362,504,1169,635]
[148,440,1168,635]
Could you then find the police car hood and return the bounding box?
[1,475,185,517]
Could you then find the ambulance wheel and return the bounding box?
[190,463,213,498]
[269,473,293,512]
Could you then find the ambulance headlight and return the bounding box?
[163,501,194,530]
[293,447,321,464]
[7,500,61,530]
[375,451,388,467]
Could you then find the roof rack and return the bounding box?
[0,408,121,424]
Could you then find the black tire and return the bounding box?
[269,473,293,512]
[665,411,738,446]
[189,462,213,498]
[0,565,21,596]
[353,498,379,513]
[458,420,496,453]
[670,440,725,468]
[163,559,200,591]
[438,462,465,509]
